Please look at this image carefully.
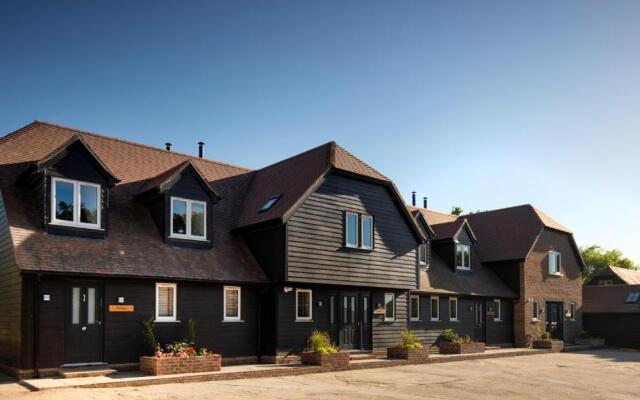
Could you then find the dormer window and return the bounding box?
[259,194,281,213]
[170,197,206,240]
[345,211,374,249]
[51,177,101,229]
[455,244,471,270]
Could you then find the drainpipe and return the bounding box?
[33,274,41,378]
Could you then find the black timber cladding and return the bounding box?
[286,173,419,289]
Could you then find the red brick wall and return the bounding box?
[515,229,582,346]
[139,354,221,375]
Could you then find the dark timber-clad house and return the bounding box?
[0,121,584,377]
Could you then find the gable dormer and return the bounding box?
[18,136,118,239]
[137,160,219,248]
[430,218,477,273]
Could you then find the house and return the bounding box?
[583,266,640,348]
[0,121,423,377]
[408,204,585,347]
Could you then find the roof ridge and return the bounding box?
[254,141,334,172]
[30,120,253,173]
[333,143,388,180]
[464,203,533,217]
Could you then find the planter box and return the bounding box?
[439,342,486,354]
[532,340,564,352]
[387,347,430,361]
[300,352,350,370]
[139,354,222,376]
[575,338,605,348]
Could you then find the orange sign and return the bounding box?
[109,304,135,312]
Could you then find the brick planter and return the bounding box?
[575,338,605,348]
[299,352,350,370]
[438,342,486,354]
[532,340,564,352]
[139,354,222,376]
[386,347,430,361]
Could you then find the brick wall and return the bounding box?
[139,354,221,375]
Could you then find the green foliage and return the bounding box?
[308,329,339,354]
[398,330,422,349]
[141,317,157,355]
[162,340,208,357]
[581,245,638,282]
[187,318,196,346]
[451,206,464,216]
[440,329,473,345]
[540,331,552,342]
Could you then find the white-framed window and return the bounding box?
[418,243,427,265]
[455,244,471,270]
[384,293,395,321]
[532,300,539,321]
[410,295,420,321]
[170,197,207,241]
[156,283,177,322]
[494,299,502,321]
[345,212,359,248]
[430,296,440,321]
[361,215,373,249]
[549,251,562,275]
[295,289,312,321]
[223,286,242,322]
[51,177,101,229]
[449,297,458,321]
[570,302,576,322]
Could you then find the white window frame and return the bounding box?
[361,215,374,249]
[449,297,458,321]
[456,244,471,270]
[223,286,242,322]
[155,283,177,322]
[410,295,420,321]
[169,196,207,241]
[494,299,502,321]
[549,251,562,275]
[345,211,359,248]
[51,177,102,229]
[532,300,539,321]
[295,289,313,322]
[418,243,427,265]
[570,302,576,322]
[430,296,440,321]
[384,293,395,321]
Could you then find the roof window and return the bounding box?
[259,195,282,213]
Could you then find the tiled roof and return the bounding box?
[0,121,267,283]
[594,266,640,285]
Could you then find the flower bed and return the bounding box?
[439,341,486,354]
[387,346,430,361]
[140,354,221,375]
[532,340,564,352]
[300,352,351,370]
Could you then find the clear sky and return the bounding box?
[1,1,639,262]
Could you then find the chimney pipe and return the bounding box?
[423,197,428,208]
[411,191,416,206]
[165,142,172,151]
[198,142,204,158]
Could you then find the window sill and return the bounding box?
[531,318,539,322]
[155,319,180,323]
[295,319,313,323]
[384,318,395,322]
[430,319,440,322]
[49,221,104,231]
[410,318,420,322]
[449,319,459,322]
[549,272,563,276]
[169,235,209,242]
[344,246,374,252]
[222,319,244,323]
[456,267,471,271]
[494,319,502,322]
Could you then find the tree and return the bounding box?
[451,206,463,216]
[580,245,638,282]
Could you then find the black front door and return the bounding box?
[64,281,103,365]
[545,302,564,340]
[339,291,371,350]
[474,301,485,342]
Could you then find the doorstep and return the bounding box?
[20,348,550,391]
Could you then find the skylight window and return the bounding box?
[259,195,282,213]
[625,291,640,304]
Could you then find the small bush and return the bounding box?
[308,329,339,354]
[187,318,196,346]
[397,330,422,349]
[540,331,553,342]
[441,329,459,343]
[141,317,157,355]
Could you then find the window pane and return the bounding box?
[455,245,463,267]
[55,180,75,221]
[384,293,394,319]
[549,252,557,273]
[411,297,419,319]
[463,246,470,268]
[330,296,335,324]
[343,296,348,323]
[191,202,205,237]
[350,297,356,323]
[298,291,310,318]
[158,286,174,317]
[450,299,457,319]
[225,289,239,318]
[363,297,368,324]
[87,288,96,324]
[172,200,187,235]
[419,244,427,264]
[346,213,358,246]
[495,300,501,319]
[362,216,373,248]
[431,298,438,319]
[79,185,99,224]
[72,287,80,324]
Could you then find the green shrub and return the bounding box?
[308,329,339,354]
[397,330,423,349]
[187,318,196,346]
[540,331,553,342]
[141,317,157,355]
[441,328,459,343]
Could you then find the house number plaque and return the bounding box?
[109,304,135,312]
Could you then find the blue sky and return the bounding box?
[1,1,639,262]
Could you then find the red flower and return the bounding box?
[188,347,195,355]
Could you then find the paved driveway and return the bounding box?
[2,349,639,399]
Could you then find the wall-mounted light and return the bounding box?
[317,301,323,307]
[118,297,125,304]
[42,294,51,301]
[283,287,293,293]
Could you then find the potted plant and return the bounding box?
[531,324,564,352]
[300,330,350,370]
[387,330,429,361]
[438,329,486,354]
[139,318,222,375]
[575,330,605,348]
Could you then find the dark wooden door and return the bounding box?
[64,282,103,365]
[474,301,485,342]
[545,302,564,340]
[339,293,358,350]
